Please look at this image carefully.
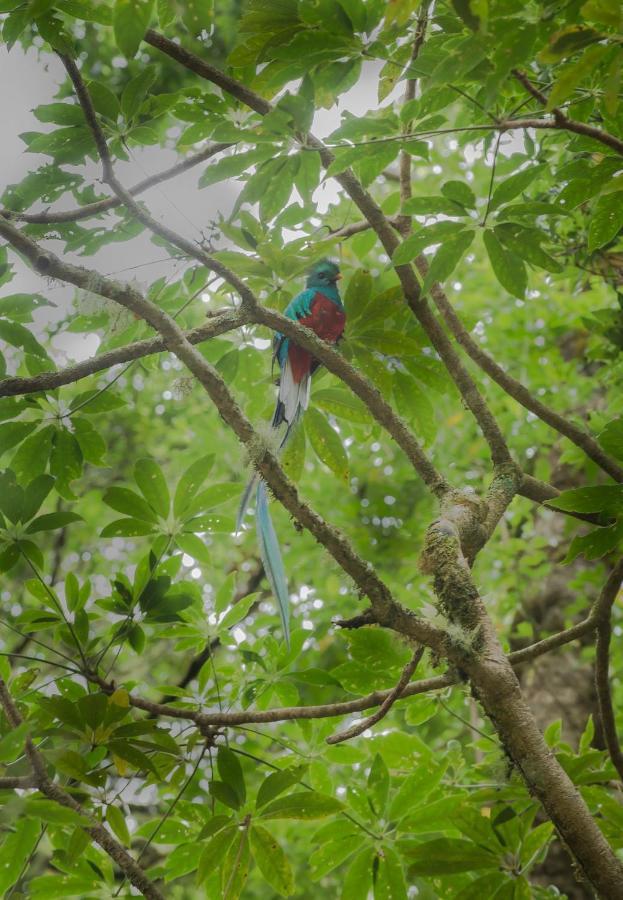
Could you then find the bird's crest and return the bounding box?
[306,258,341,288]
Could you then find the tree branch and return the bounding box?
[0,678,164,900]
[593,560,623,782]
[512,68,623,157]
[420,261,623,482]
[144,28,519,501]
[396,6,429,237]
[326,645,425,744]
[0,308,248,398]
[1,142,230,225]
[0,219,448,657]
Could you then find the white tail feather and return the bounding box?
[279,358,310,425]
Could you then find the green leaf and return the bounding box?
[490,165,545,211]
[175,532,211,564]
[134,458,170,518]
[26,511,82,533]
[0,470,24,523]
[367,753,389,816]
[0,721,30,763]
[113,0,155,58]
[547,45,608,110]
[539,24,605,63]
[441,180,476,209]
[221,827,250,899]
[402,196,468,217]
[588,192,623,253]
[250,825,294,897]
[121,65,157,121]
[106,804,130,845]
[199,148,273,189]
[196,825,237,885]
[218,747,246,806]
[422,230,475,293]
[0,294,52,322]
[100,518,157,537]
[313,388,371,424]
[401,838,498,874]
[256,765,308,809]
[0,819,41,896]
[260,791,343,820]
[494,224,562,273]
[210,780,241,810]
[50,428,83,499]
[33,102,84,126]
[546,485,623,514]
[483,230,526,299]
[20,474,54,522]
[24,798,89,828]
[103,486,159,523]
[305,408,349,480]
[341,848,373,899]
[174,455,214,517]
[392,222,466,265]
[599,419,623,461]
[218,592,261,631]
[181,0,213,33]
[375,847,407,900]
[565,520,623,562]
[86,80,120,121]
[70,389,126,414]
[0,320,50,359]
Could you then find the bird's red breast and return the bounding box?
[288,293,346,382]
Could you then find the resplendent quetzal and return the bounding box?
[237,259,344,645]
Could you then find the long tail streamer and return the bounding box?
[255,480,290,647]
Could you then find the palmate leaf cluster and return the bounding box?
[0,0,622,897]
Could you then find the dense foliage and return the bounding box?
[0,0,623,897]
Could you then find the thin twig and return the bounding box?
[326,646,425,744]
[2,143,230,225]
[593,560,623,782]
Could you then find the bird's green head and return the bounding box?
[306,258,341,290]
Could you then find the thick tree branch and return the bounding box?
[0,219,447,656]
[53,55,450,500]
[144,29,518,488]
[419,521,623,896]
[0,678,164,900]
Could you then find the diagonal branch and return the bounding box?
[143,30,517,479]
[419,258,623,482]
[1,142,230,225]
[56,54,449,499]
[326,645,425,744]
[0,308,248,397]
[512,68,623,157]
[592,559,623,782]
[0,218,447,657]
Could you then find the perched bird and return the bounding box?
[237,259,345,645]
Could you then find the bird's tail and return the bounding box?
[255,480,290,647]
[236,362,309,531]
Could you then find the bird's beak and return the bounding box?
[335,273,343,281]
